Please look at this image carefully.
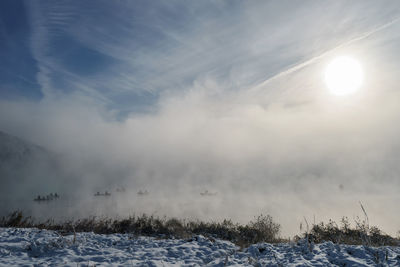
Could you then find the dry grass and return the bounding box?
[295,216,399,246]
[0,211,281,247]
[2,210,398,247]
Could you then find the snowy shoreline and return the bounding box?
[1,227,399,266]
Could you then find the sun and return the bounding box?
[324,56,364,96]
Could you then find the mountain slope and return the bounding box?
[0,130,49,168]
[0,130,63,206]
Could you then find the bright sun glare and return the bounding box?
[324,56,364,96]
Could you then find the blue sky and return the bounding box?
[0,1,41,99]
[2,1,400,116]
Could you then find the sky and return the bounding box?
[1,0,400,236]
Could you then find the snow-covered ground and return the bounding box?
[0,227,399,266]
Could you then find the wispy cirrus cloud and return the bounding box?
[23,1,400,114]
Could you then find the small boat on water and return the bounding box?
[200,190,217,196]
[94,191,111,197]
[137,190,149,196]
[33,193,60,202]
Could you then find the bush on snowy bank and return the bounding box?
[2,211,399,247]
[0,211,281,246]
[295,217,399,247]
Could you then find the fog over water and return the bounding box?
[1,1,400,236]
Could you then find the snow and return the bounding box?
[1,227,399,266]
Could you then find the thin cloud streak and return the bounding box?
[251,16,400,94]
